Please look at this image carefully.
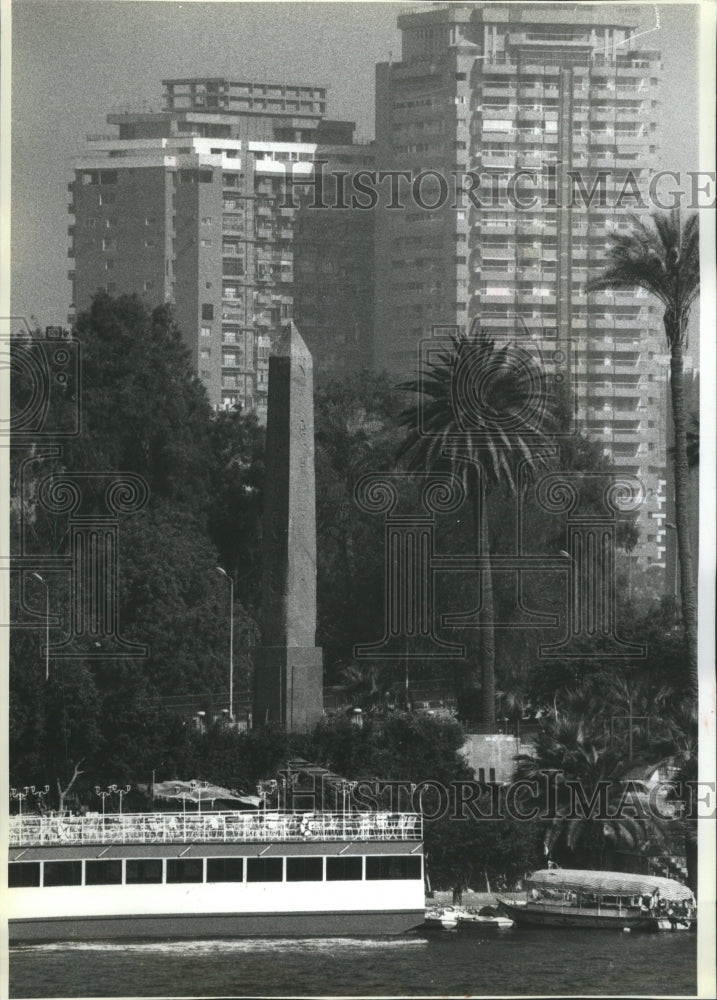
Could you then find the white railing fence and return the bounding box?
[9,810,423,847]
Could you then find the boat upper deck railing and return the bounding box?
[9,810,423,847]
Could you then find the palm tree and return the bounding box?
[397,323,550,729]
[588,210,699,684]
[644,697,698,890]
[514,716,671,870]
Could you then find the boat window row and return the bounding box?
[9,854,422,888]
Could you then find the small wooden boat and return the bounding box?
[457,906,513,931]
[497,869,695,932]
[423,905,459,931]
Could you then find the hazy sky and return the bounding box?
[10,0,701,326]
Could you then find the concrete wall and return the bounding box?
[461,733,529,784]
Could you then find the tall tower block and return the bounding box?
[253,322,323,729]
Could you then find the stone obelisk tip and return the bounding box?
[273,321,312,363]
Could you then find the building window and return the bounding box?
[85,860,123,885]
[43,861,83,887]
[8,862,41,888]
[98,192,116,205]
[202,304,214,321]
[144,280,153,292]
[326,857,362,881]
[365,857,422,881]
[286,857,323,882]
[201,216,213,225]
[207,858,244,882]
[201,326,211,338]
[126,859,163,884]
[201,239,213,248]
[246,857,283,882]
[201,348,211,360]
[166,859,203,884]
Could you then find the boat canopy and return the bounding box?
[526,869,693,902]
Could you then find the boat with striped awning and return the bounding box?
[497,868,695,932]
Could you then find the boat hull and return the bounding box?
[496,899,660,932]
[458,915,513,931]
[10,908,425,943]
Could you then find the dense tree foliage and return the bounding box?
[10,295,262,794]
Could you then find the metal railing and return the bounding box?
[9,810,422,847]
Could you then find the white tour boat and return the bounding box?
[8,809,425,941]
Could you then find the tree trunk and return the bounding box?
[668,335,698,688]
[478,478,496,730]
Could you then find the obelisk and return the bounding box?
[253,322,323,730]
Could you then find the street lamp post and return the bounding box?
[32,785,50,811]
[216,567,234,721]
[10,787,30,817]
[32,573,50,680]
[115,784,131,815]
[95,786,113,820]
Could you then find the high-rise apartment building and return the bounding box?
[69,78,373,418]
[374,3,669,568]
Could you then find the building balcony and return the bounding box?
[521,64,559,76]
[597,385,643,397]
[480,156,515,169]
[482,106,516,119]
[610,431,643,443]
[591,87,619,100]
[482,86,517,99]
[518,293,557,306]
[516,247,542,260]
[482,63,518,75]
[477,292,515,304]
[477,268,516,282]
[616,67,645,79]
[478,246,515,260]
[614,318,644,329]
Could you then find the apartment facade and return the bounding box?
[374,3,669,568]
[69,78,373,418]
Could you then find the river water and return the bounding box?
[10,929,697,998]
